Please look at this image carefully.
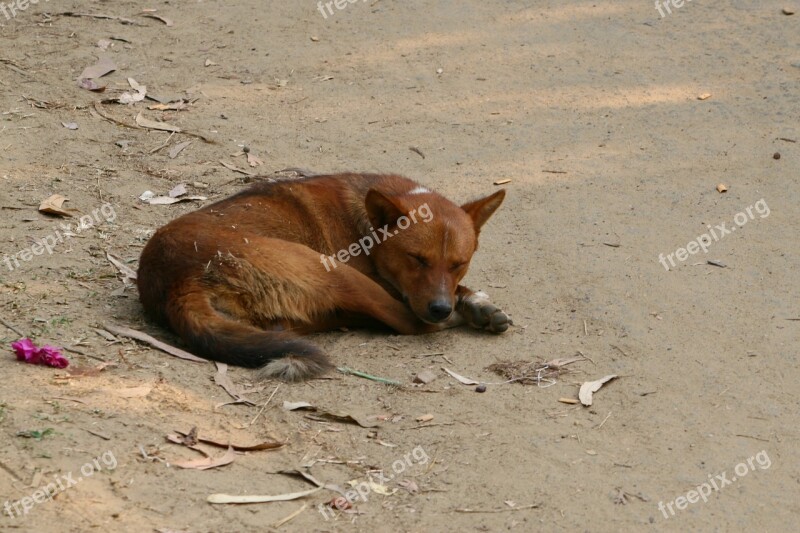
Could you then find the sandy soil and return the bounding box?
[1,1,798,531]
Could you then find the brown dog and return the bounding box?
[137,173,510,381]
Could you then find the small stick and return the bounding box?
[0,317,25,337]
[249,384,281,426]
[454,503,540,513]
[273,504,307,528]
[595,411,612,429]
[337,367,401,386]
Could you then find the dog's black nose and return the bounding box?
[428,300,453,321]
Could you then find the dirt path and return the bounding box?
[0,1,798,531]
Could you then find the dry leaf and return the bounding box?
[204,59,218,67]
[173,446,235,470]
[168,141,192,159]
[78,78,106,92]
[283,401,314,411]
[102,324,207,363]
[578,375,618,406]
[168,184,187,198]
[416,414,434,423]
[208,487,321,504]
[135,112,181,133]
[697,93,712,100]
[142,13,174,26]
[247,152,264,167]
[214,362,255,405]
[494,179,512,185]
[106,252,138,282]
[171,429,286,452]
[119,77,147,104]
[61,122,79,130]
[148,101,187,111]
[558,397,579,404]
[716,183,728,193]
[220,160,255,176]
[442,367,480,385]
[147,195,207,205]
[78,56,117,80]
[38,194,74,217]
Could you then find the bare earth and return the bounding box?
[1,1,798,531]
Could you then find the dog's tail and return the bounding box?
[164,291,332,382]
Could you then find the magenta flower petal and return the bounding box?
[11,338,40,363]
[11,339,68,368]
[39,345,69,368]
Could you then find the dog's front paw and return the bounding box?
[459,291,512,333]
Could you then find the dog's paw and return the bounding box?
[459,291,512,333]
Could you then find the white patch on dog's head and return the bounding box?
[408,186,430,195]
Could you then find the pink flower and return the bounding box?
[11,339,69,368]
[39,345,70,369]
[12,338,41,363]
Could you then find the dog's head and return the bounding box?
[365,186,505,324]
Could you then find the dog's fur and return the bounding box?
[137,173,510,381]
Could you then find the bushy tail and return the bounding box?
[165,293,332,382]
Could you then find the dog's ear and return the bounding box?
[366,189,406,229]
[461,189,505,233]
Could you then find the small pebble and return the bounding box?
[773,152,781,160]
[475,384,487,393]
[243,146,250,153]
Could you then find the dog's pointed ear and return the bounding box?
[366,189,406,229]
[461,189,505,232]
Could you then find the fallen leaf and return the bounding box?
[305,410,381,428]
[142,13,174,26]
[106,252,138,282]
[220,160,255,176]
[170,429,286,452]
[204,59,218,67]
[697,93,712,100]
[148,101,188,111]
[543,356,584,368]
[168,141,192,159]
[147,195,207,205]
[247,152,264,167]
[416,414,434,423]
[78,78,106,92]
[168,184,187,198]
[579,375,618,406]
[716,183,728,193]
[135,112,181,133]
[102,324,207,363]
[119,77,147,104]
[38,194,74,217]
[214,362,255,405]
[442,367,480,385]
[558,397,579,405]
[78,56,117,80]
[783,7,795,15]
[208,487,321,504]
[61,122,79,130]
[173,446,235,470]
[494,179,512,185]
[283,401,314,411]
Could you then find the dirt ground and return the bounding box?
[0,1,798,531]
